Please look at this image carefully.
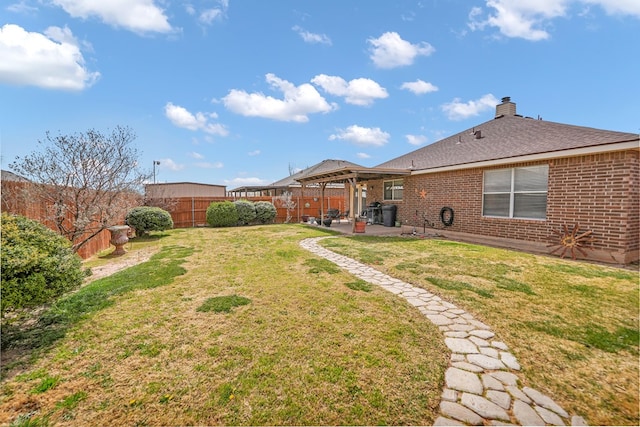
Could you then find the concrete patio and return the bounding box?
[303,218,556,261]
[303,219,419,237]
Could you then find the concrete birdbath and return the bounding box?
[107,225,130,255]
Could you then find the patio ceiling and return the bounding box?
[295,166,411,185]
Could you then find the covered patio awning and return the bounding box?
[295,165,411,186]
[296,165,410,231]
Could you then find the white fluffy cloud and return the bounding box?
[223,73,337,122]
[468,0,564,40]
[441,94,500,121]
[329,125,390,147]
[468,0,640,41]
[406,134,428,146]
[195,161,224,169]
[592,0,640,16]
[164,102,229,136]
[158,158,184,172]
[225,177,270,186]
[52,0,172,33]
[400,79,439,95]
[197,0,229,25]
[188,151,204,159]
[311,74,388,106]
[292,25,332,45]
[368,32,435,69]
[356,152,371,159]
[0,24,100,90]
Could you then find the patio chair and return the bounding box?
[326,208,341,222]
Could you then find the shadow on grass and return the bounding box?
[1,245,193,378]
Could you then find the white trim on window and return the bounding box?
[483,165,548,220]
[383,179,404,201]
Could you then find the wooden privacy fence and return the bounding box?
[160,196,350,228]
[1,180,134,259]
[1,181,350,258]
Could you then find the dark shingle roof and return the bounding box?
[376,116,639,171]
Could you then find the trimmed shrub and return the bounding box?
[0,213,87,315]
[125,206,173,236]
[255,201,277,224]
[234,200,257,225]
[206,201,239,227]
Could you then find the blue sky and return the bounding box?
[1,0,638,189]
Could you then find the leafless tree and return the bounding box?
[10,126,149,252]
[277,191,297,223]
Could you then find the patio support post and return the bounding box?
[300,184,305,223]
[320,182,327,223]
[347,177,358,232]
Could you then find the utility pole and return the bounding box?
[153,160,160,183]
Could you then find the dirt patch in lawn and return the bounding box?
[84,247,158,283]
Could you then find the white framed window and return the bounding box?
[383,179,403,201]
[483,165,548,219]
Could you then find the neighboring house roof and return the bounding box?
[376,114,639,173]
[146,182,225,188]
[1,170,30,182]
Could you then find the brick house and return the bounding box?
[298,98,639,264]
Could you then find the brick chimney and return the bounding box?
[495,96,516,118]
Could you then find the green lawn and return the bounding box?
[1,226,447,426]
[320,235,639,426]
[1,225,637,426]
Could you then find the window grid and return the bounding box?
[383,179,403,201]
[483,166,548,220]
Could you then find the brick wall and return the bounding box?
[547,150,638,262]
[368,150,638,264]
[627,151,640,254]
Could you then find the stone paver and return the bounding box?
[300,237,588,426]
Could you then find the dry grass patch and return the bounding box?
[1,226,448,426]
[321,235,639,426]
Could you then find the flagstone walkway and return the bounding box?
[300,236,589,426]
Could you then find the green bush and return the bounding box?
[0,213,87,315]
[234,200,257,225]
[206,201,239,227]
[255,201,277,224]
[125,206,173,236]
